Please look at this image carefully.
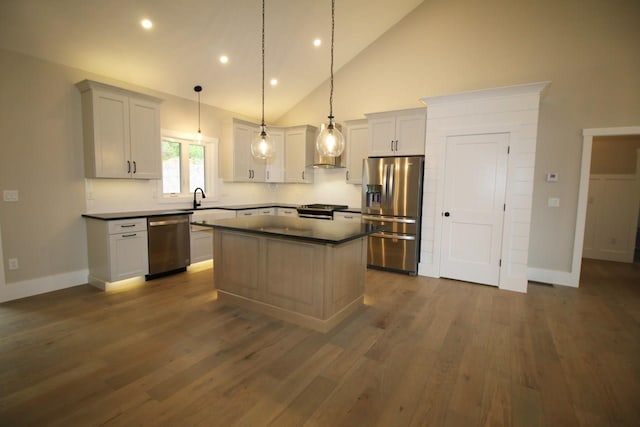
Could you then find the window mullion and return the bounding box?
[181,143,190,194]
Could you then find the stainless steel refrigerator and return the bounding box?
[362,156,424,275]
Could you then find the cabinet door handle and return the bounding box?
[127,160,131,173]
[133,161,137,174]
[390,140,394,151]
[395,140,399,151]
[346,170,350,181]
[267,170,270,180]
[302,171,305,180]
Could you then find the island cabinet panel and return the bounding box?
[263,239,324,318]
[324,238,366,318]
[216,232,262,299]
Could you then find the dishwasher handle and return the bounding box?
[148,218,190,227]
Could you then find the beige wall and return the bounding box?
[277,0,640,272]
[1,50,88,284]
[591,135,640,175]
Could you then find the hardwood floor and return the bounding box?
[1,259,639,426]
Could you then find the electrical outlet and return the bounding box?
[548,197,560,208]
[8,258,19,270]
[3,190,19,202]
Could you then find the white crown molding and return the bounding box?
[421,81,551,106]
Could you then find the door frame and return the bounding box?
[0,225,6,302]
[571,126,640,286]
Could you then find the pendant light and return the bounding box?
[250,0,274,159]
[194,85,203,142]
[316,0,344,157]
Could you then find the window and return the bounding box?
[160,130,218,200]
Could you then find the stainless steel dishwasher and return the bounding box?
[146,214,191,280]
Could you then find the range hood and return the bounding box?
[313,150,344,168]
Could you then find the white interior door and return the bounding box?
[440,133,509,286]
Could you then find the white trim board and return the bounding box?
[0,269,88,303]
[0,225,5,294]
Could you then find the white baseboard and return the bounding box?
[527,267,578,287]
[0,269,89,303]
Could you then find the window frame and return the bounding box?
[157,129,219,205]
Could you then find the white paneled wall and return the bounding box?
[420,82,549,293]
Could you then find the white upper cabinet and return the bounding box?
[344,119,369,184]
[284,125,316,184]
[366,107,427,157]
[265,128,285,183]
[221,119,266,182]
[76,80,162,179]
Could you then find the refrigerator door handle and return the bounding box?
[362,215,416,224]
[388,163,395,208]
[371,232,416,241]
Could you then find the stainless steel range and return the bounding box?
[296,204,349,220]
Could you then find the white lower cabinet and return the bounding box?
[237,207,275,217]
[276,207,298,217]
[334,212,362,222]
[86,218,149,289]
[190,209,237,262]
[190,229,213,263]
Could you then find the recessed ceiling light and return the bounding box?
[219,55,229,64]
[141,19,153,30]
[313,38,322,47]
[270,78,278,86]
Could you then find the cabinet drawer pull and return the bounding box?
[120,224,136,228]
[122,233,137,238]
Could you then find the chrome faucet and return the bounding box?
[193,187,206,209]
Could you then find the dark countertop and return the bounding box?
[336,207,362,214]
[212,203,299,211]
[82,210,194,221]
[82,204,361,221]
[195,216,378,245]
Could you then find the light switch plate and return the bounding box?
[3,190,19,202]
[548,197,560,208]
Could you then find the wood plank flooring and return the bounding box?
[1,259,639,426]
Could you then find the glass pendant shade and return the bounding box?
[316,117,345,157]
[251,125,274,159]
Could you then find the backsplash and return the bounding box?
[84,167,361,213]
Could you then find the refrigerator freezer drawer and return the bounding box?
[367,233,418,274]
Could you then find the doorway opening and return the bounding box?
[573,126,640,286]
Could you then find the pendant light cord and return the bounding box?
[261,0,266,127]
[198,91,201,132]
[329,0,335,119]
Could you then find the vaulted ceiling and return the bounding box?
[0,0,423,122]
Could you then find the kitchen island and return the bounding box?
[196,216,378,333]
